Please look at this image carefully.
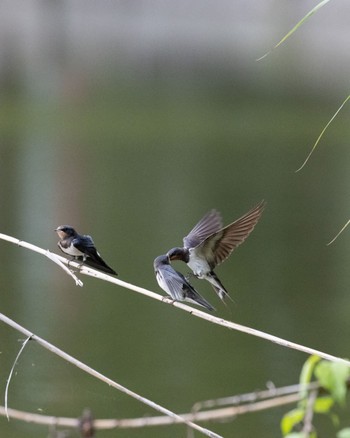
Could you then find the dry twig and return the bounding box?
[0,232,348,367]
[0,381,323,431]
[1,231,350,437]
[0,313,220,438]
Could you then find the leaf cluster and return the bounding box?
[281,355,350,438]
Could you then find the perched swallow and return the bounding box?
[154,254,215,311]
[167,201,265,301]
[55,225,117,275]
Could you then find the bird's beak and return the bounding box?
[168,252,179,261]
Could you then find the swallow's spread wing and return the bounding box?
[195,201,265,269]
[183,209,223,249]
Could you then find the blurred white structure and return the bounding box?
[0,0,349,95]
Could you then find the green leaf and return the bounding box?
[257,0,331,60]
[315,360,350,406]
[313,396,334,413]
[337,428,350,438]
[299,355,321,400]
[281,408,305,435]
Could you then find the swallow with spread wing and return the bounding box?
[167,201,265,302]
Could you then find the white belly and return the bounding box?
[188,252,210,277]
[59,243,84,257]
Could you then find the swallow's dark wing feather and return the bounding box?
[73,235,117,275]
[83,257,117,275]
[159,265,214,310]
[196,201,265,269]
[161,265,187,301]
[182,282,215,311]
[72,235,97,256]
[183,209,223,249]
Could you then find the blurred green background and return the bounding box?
[1,1,350,437]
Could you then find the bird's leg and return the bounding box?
[77,256,85,270]
[162,296,176,305]
[185,272,197,282]
[68,256,84,271]
[67,257,78,271]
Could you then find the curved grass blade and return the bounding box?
[257,0,331,61]
[327,219,350,246]
[296,95,350,172]
[5,336,32,420]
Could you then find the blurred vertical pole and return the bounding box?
[16,1,68,324]
[13,0,71,410]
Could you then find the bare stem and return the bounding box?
[0,381,321,430]
[302,389,317,435]
[1,232,350,368]
[0,313,221,438]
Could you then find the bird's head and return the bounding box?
[153,254,170,271]
[167,247,189,263]
[55,225,77,239]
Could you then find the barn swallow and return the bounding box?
[167,201,265,302]
[55,225,117,275]
[154,254,215,311]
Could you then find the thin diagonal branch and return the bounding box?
[1,232,350,367]
[0,313,221,438]
[0,234,82,286]
[45,250,83,286]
